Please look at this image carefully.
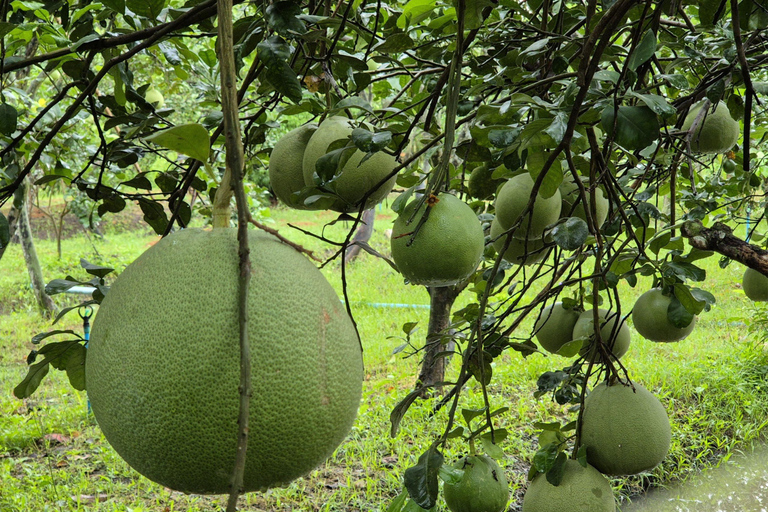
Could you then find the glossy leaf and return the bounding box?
[145,124,210,162]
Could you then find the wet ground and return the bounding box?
[622,446,768,512]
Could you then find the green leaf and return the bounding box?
[264,62,303,103]
[102,0,125,14]
[667,294,695,329]
[45,279,84,295]
[121,173,153,190]
[554,337,583,357]
[13,360,49,399]
[390,388,422,437]
[351,128,392,153]
[699,0,726,25]
[630,92,676,118]
[397,0,437,30]
[332,96,373,113]
[145,124,210,163]
[0,212,9,250]
[690,288,716,311]
[65,343,87,391]
[601,106,660,150]
[387,492,409,512]
[488,129,519,148]
[13,341,84,399]
[266,1,307,35]
[627,29,656,71]
[673,284,706,316]
[126,0,165,19]
[533,442,559,472]
[376,33,415,53]
[0,103,18,136]
[80,259,114,278]
[138,198,168,235]
[31,330,80,345]
[545,452,568,486]
[551,217,589,250]
[257,35,292,65]
[403,446,443,509]
[438,465,464,485]
[462,0,495,29]
[461,407,487,425]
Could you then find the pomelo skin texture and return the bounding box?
[682,100,740,154]
[742,267,768,301]
[559,175,609,228]
[632,288,696,342]
[269,124,318,209]
[572,309,631,360]
[390,193,484,286]
[522,459,615,512]
[533,302,581,354]
[443,455,509,512]
[495,173,561,239]
[302,116,396,212]
[86,228,364,494]
[489,218,547,266]
[579,381,671,476]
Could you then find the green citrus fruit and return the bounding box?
[494,173,561,239]
[533,302,581,354]
[145,87,165,108]
[86,228,363,494]
[742,267,768,301]
[269,124,318,209]
[489,218,547,266]
[579,381,671,476]
[467,164,506,200]
[521,459,615,512]
[444,454,509,512]
[632,288,696,342]
[572,309,631,360]
[682,101,740,154]
[390,193,484,286]
[302,116,396,212]
[558,175,609,228]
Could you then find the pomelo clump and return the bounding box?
[494,173,561,239]
[742,267,768,301]
[572,309,631,360]
[558,175,609,228]
[533,302,581,354]
[390,193,484,286]
[86,228,363,494]
[269,124,318,209]
[682,100,740,154]
[522,459,615,512]
[467,164,506,200]
[489,218,547,266]
[302,116,396,212]
[632,288,696,342]
[579,381,671,476]
[443,454,509,512]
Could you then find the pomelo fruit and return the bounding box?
[632,288,696,342]
[444,454,509,512]
[489,218,547,266]
[579,381,671,476]
[467,164,506,200]
[145,87,165,108]
[302,116,396,212]
[521,459,615,512]
[391,193,484,286]
[572,309,630,360]
[494,173,561,239]
[742,267,768,301]
[682,100,740,154]
[558,175,609,228]
[269,124,318,209]
[533,302,581,354]
[86,228,363,494]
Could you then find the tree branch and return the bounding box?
[681,220,768,274]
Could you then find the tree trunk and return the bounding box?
[18,179,57,317]
[0,204,20,261]
[344,208,375,264]
[415,285,462,395]
[681,220,768,274]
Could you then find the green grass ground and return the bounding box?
[2,203,768,511]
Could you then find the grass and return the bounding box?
[2,203,768,511]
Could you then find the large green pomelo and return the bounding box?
[489,218,547,266]
[494,173,561,239]
[269,124,318,209]
[391,194,484,286]
[742,267,768,301]
[534,302,581,354]
[558,175,609,228]
[443,454,509,512]
[467,164,506,200]
[572,309,631,360]
[86,228,363,494]
[522,459,615,512]
[682,101,740,154]
[579,381,671,476]
[302,116,397,212]
[632,288,696,342]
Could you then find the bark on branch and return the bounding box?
[681,220,768,274]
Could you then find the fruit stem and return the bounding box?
[216,1,253,510]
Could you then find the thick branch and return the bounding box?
[681,220,768,274]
